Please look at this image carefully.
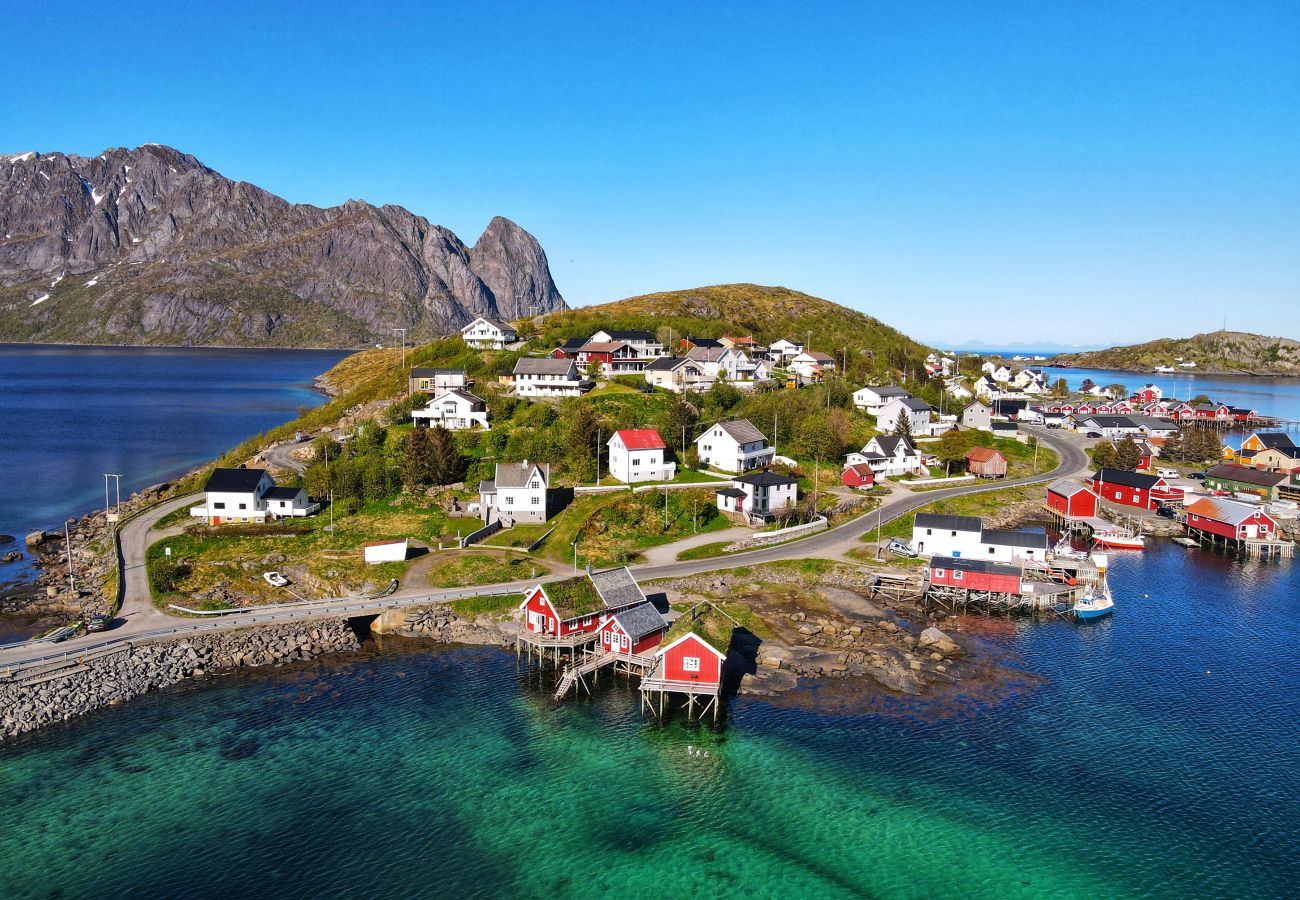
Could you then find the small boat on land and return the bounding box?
[1093,529,1145,551]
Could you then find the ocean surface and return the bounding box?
[1,542,1297,898]
[0,344,347,587]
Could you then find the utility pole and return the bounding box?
[572,540,579,575]
[693,499,698,533]
[392,327,408,370]
[64,521,76,595]
[664,488,669,532]
[596,428,601,484]
[876,508,883,559]
[329,489,334,531]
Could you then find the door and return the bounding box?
[1243,524,1258,539]
[212,516,221,525]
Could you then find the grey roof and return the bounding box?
[686,346,727,362]
[981,527,1048,549]
[436,388,485,405]
[914,513,982,533]
[467,316,514,332]
[492,462,549,488]
[612,602,667,640]
[734,471,798,487]
[1048,478,1093,497]
[1081,415,1138,428]
[1205,464,1287,487]
[601,329,657,342]
[1127,416,1179,430]
[204,467,268,493]
[870,435,916,457]
[714,419,767,444]
[895,397,932,412]
[861,385,910,398]
[478,479,496,494]
[513,357,576,376]
[644,356,696,372]
[264,486,304,500]
[716,487,747,498]
[590,566,646,609]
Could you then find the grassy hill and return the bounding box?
[529,284,932,380]
[1054,331,1300,376]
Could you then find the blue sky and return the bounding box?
[4,1,1296,345]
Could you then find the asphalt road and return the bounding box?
[1,428,1089,674]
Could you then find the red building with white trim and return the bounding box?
[656,632,726,686]
[518,567,649,638]
[1090,468,1182,510]
[927,556,1024,594]
[1047,478,1100,519]
[841,463,876,489]
[1185,497,1278,541]
[598,603,668,656]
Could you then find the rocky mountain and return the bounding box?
[1053,331,1300,376]
[0,145,565,347]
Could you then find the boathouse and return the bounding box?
[1185,497,1278,542]
[965,446,1007,479]
[1203,464,1287,502]
[841,462,876,489]
[519,567,649,639]
[640,601,735,721]
[1047,478,1100,519]
[928,556,1023,594]
[598,602,668,656]
[1089,468,1181,510]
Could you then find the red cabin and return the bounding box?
[656,631,726,687]
[518,567,648,638]
[1185,497,1277,541]
[1047,478,1099,518]
[1090,468,1182,510]
[598,602,667,656]
[841,463,876,489]
[928,556,1024,594]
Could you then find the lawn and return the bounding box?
[422,551,547,588]
[540,488,731,568]
[480,523,554,551]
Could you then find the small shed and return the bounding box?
[841,463,876,489]
[965,447,1008,479]
[1047,478,1099,519]
[363,539,409,564]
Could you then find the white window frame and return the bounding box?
[683,656,701,673]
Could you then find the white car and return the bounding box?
[1156,468,1180,479]
[263,571,290,588]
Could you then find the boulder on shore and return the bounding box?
[25,531,46,548]
[918,627,964,657]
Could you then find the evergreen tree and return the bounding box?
[1114,436,1142,471]
[402,427,434,487]
[1161,428,1185,462]
[565,403,601,482]
[428,426,465,485]
[1092,441,1118,469]
[892,412,913,438]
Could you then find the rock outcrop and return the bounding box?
[0,146,565,347]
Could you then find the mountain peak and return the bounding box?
[0,145,565,347]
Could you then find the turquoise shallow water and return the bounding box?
[1,543,1297,898]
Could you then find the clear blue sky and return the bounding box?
[4,1,1296,345]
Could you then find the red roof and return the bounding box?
[965,447,1004,463]
[844,463,875,479]
[614,429,666,451]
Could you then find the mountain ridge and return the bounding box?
[0,145,565,348]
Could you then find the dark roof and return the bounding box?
[716,487,746,499]
[493,462,549,488]
[513,357,576,376]
[860,385,910,398]
[611,602,667,640]
[734,471,798,487]
[981,527,1048,549]
[684,337,723,349]
[1092,468,1161,490]
[644,356,696,372]
[990,400,1028,415]
[410,367,466,378]
[466,316,514,332]
[602,329,657,342]
[929,556,1023,577]
[589,566,647,609]
[1251,432,1298,450]
[557,337,587,351]
[264,486,304,500]
[1204,464,1287,488]
[914,513,982,533]
[892,397,931,412]
[869,435,916,456]
[204,467,268,493]
[713,419,767,444]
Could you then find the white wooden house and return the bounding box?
[192,467,317,525]
[461,316,517,349]
[644,356,713,393]
[411,388,490,430]
[479,461,552,525]
[513,357,585,397]
[607,429,676,483]
[695,419,774,473]
[846,435,923,477]
[716,471,798,524]
[853,385,912,414]
[876,397,933,434]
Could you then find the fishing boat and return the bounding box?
[1052,537,1090,560]
[1154,365,1176,374]
[1072,586,1115,620]
[1093,529,1145,551]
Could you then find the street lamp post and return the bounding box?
[64,521,76,595]
[102,473,123,522]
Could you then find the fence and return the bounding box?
[460,519,502,549]
[726,515,829,550]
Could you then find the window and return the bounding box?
[953,570,963,580]
[239,503,247,510]
[683,656,700,673]
[531,497,540,505]
[988,547,995,554]
[505,496,514,505]
[213,502,225,509]
[933,568,946,578]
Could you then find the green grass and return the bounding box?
[480,523,553,550]
[676,540,733,561]
[863,483,1046,544]
[448,592,523,617]
[424,553,545,588]
[539,488,729,568]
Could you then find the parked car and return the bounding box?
[85,614,112,633]
[1188,471,1206,480]
[263,571,290,588]
[885,539,918,558]
[1156,468,1180,479]
[1085,431,1102,438]
[1156,505,1177,519]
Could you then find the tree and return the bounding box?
[892,413,913,438]
[428,426,466,485]
[565,403,601,482]
[359,455,393,501]
[1160,428,1185,462]
[402,427,434,487]
[1190,394,1211,406]
[1114,436,1142,471]
[1053,377,1069,397]
[1092,441,1118,469]
[1105,383,1129,399]
[1080,378,1096,392]
[934,428,975,475]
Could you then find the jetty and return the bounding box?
[553,647,657,700]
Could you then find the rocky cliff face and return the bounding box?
[0,145,565,347]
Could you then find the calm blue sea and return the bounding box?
[0,344,346,581]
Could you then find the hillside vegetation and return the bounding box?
[530,284,932,381]
[1054,331,1300,376]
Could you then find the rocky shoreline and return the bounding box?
[0,619,359,740]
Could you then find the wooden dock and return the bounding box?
[553,649,656,700]
[515,629,600,668]
[640,665,722,721]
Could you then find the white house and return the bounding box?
[590,329,663,357]
[768,338,804,359]
[644,356,713,393]
[409,367,470,394]
[193,467,317,525]
[992,365,1014,383]
[853,385,912,414]
[411,388,490,430]
[513,357,585,397]
[461,316,517,349]
[912,513,983,558]
[1077,415,1141,439]
[960,401,992,430]
[876,397,933,435]
[696,419,774,473]
[716,471,798,523]
[479,461,551,525]
[846,435,923,477]
[607,429,676,483]
[977,528,1049,563]
[788,351,836,381]
[945,379,973,401]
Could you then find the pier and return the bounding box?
[553,647,657,700]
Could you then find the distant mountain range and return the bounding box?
[0,145,565,347]
[1052,331,1300,376]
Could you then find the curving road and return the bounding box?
[1,428,1088,674]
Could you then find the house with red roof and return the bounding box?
[607,428,675,483]
[841,462,876,489]
[965,446,1007,478]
